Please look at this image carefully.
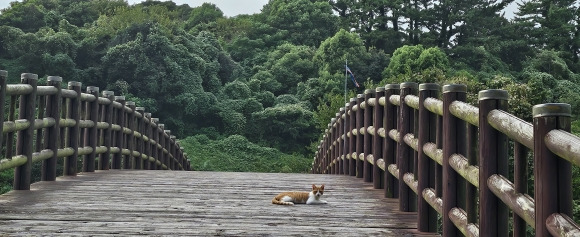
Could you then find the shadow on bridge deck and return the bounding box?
[0,170,439,236]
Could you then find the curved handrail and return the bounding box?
[0,70,190,192]
[313,82,580,236]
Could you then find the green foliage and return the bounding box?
[262,0,339,47]
[182,135,311,173]
[252,43,317,95]
[384,45,449,80]
[248,104,317,155]
[314,29,369,74]
[184,3,224,30]
[0,169,13,195]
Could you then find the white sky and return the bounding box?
[0,0,270,17]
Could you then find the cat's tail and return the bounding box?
[272,197,294,205]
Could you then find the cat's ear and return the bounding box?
[321,184,325,189]
[312,184,316,189]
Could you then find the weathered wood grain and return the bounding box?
[0,170,439,236]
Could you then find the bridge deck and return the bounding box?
[0,170,438,236]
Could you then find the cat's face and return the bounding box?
[311,184,325,197]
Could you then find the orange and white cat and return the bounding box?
[272,184,328,205]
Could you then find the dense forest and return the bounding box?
[0,0,579,176]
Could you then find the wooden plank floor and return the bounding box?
[0,170,439,236]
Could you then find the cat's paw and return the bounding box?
[322,200,328,204]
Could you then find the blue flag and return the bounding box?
[346,66,360,87]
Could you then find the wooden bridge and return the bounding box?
[0,70,580,236]
[313,83,580,236]
[0,170,437,236]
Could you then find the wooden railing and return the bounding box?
[0,70,190,191]
[312,82,580,237]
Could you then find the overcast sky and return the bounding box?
[0,0,537,19]
[0,0,269,17]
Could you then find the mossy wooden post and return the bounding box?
[179,146,186,170]
[165,130,172,169]
[533,103,572,237]
[64,81,81,176]
[373,87,385,189]
[112,96,125,169]
[417,83,439,232]
[158,124,166,169]
[0,71,6,154]
[170,135,177,170]
[363,89,374,182]
[143,113,152,170]
[338,108,345,175]
[125,101,136,169]
[355,94,364,178]
[330,117,337,174]
[41,76,61,181]
[343,103,350,175]
[479,89,509,236]
[99,91,115,170]
[442,84,467,237]
[151,118,160,170]
[336,114,342,174]
[384,84,400,198]
[321,131,327,173]
[513,142,529,237]
[135,107,146,169]
[398,82,417,212]
[14,73,37,190]
[83,86,99,172]
[348,98,357,176]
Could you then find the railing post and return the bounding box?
[442,84,467,237]
[41,76,62,181]
[372,87,385,189]
[322,130,328,173]
[135,107,145,169]
[151,118,160,170]
[348,98,357,176]
[479,89,509,237]
[513,142,529,237]
[355,94,364,178]
[14,73,37,190]
[343,103,350,175]
[83,86,99,172]
[143,112,152,170]
[398,82,417,212]
[125,101,136,169]
[363,89,374,182]
[99,91,115,170]
[417,83,439,232]
[384,84,400,198]
[165,130,172,169]
[158,124,166,169]
[112,96,125,169]
[330,117,337,174]
[533,103,572,237]
[170,135,177,170]
[338,108,345,175]
[64,81,81,176]
[0,71,6,156]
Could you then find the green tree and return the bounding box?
[251,43,317,95]
[248,103,318,155]
[515,0,579,69]
[262,0,339,47]
[184,3,224,30]
[383,44,449,81]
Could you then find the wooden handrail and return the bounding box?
[313,82,580,236]
[0,70,190,192]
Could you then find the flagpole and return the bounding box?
[345,59,348,105]
[344,59,348,173]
